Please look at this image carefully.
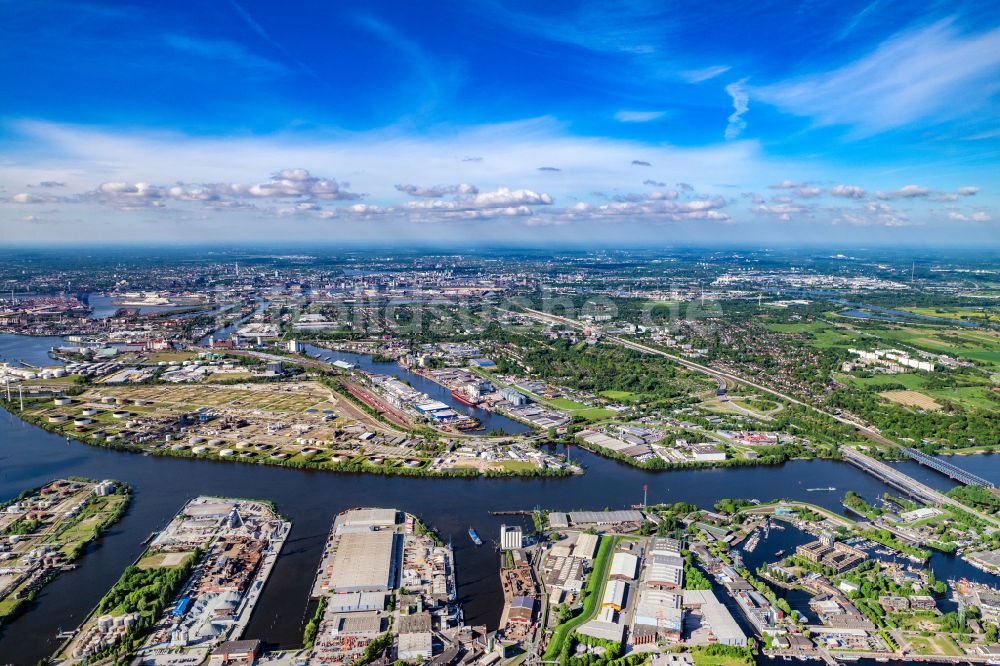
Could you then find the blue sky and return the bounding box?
[1,0,999,246]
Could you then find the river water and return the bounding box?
[299,343,533,435]
[0,333,70,368]
[0,334,997,664]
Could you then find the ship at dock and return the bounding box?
[451,389,481,407]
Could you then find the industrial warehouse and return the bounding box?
[308,508,467,666]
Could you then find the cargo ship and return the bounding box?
[468,527,482,546]
[451,389,480,407]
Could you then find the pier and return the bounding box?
[901,447,995,488]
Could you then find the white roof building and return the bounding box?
[634,589,683,632]
[574,533,600,560]
[602,580,629,611]
[609,552,639,580]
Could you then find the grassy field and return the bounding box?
[732,396,779,412]
[547,397,587,410]
[138,551,195,569]
[837,371,997,412]
[692,653,753,666]
[900,306,1000,324]
[598,390,638,401]
[500,460,538,473]
[534,396,616,422]
[571,407,616,421]
[880,390,943,411]
[44,493,130,557]
[772,314,1000,370]
[904,634,964,656]
[876,327,1000,367]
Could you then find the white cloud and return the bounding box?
[831,184,867,199]
[3,118,991,236]
[614,110,668,123]
[405,187,552,211]
[753,21,1000,135]
[795,186,823,198]
[80,170,361,211]
[948,211,991,221]
[614,190,678,203]
[754,202,806,221]
[958,186,979,196]
[9,192,60,204]
[725,80,749,140]
[875,184,930,200]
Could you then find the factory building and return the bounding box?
[683,590,748,646]
[647,538,685,590]
[602,580,628,611]
[567,510,644,527]
[336,508,399,531]
[609,552,639,581]
[500,524,523,551]
[327,530,399,593]
[573,533,600,560]
[632,590,683,643]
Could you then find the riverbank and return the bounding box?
[2,399,573,480]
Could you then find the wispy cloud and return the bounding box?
[948,210,991,221]
[753,20,1000,135]
[681,65,731,83]
[614,110,668,123]
[395,183,478,198]
[724,80,749,140]
[875,184,930,200]
[163,34,287,76]
[228,0,322,82]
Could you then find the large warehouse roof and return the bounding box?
[335,508,399,530]
[634,589,683,631]
[568,510,644,526]
[610,552,639,580]
[329,530,398,593]
[574,533,599,560]
[683,590,748,646]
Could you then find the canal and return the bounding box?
[299,343,533,435]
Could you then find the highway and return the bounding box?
[514,307,1000,529]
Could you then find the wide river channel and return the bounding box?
[0,333,998,664]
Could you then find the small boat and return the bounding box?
[468,527,482,546]
[806,487,836,492]
[775,549,786,557]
